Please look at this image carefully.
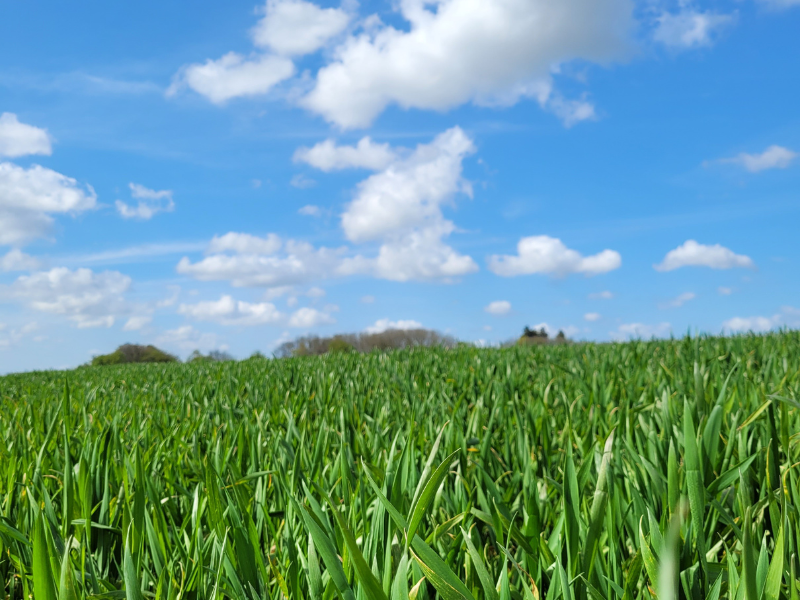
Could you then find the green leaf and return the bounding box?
[59,544,78,600]
[763,521,784,600]
[327,500,389,600]
[123,531,145,600]
[461,527,499,600]
[293,498,356,600]
[405,450,458,553]
[639,517,659,593]
[32,511,57,600]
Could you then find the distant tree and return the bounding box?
[92,344,177,366]
[327,337,354,354]
[188,349,235,362]
[275,328,458,357]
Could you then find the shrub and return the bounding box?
[91,344,177,366]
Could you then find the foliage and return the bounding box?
[187,349,235,363]
[276,327,457,357]
[514,326,569,347]
[90,343,177,366]
[1,331,799,600]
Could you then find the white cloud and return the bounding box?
[0,113,52,158]
[290,173,317,189]
[177,236,347,288]
[307,286,326,298]
[179,294,284,326]
[365,318,423,334]
[715,145,797,172]
[489,235,621,277]
[294,137,397,172]
[156,325,221,352]
[718,286,733,295]
[584,312,601,322]
[1,249,40,272]
[2,267,130,328]
[485,300,511,315]
[336,127,478,281]
[251,0,351,56]
[302,0,633,128]
[589,290,614,300]
[654,240,754,271]
[660,291,696,309]
[116,182,175,220]
[723,307,800,334]
[0,162,97,245]
[288,306,336,328]
[180,128,480,287]
[208,232,281,255]
[168,52,295,104]
[123,315,152,331]
[722,315,777,333]
[361,295,375,304]
[342,127,474,242]
[653,8,733,49]
[612,322,671,340]
[348,222,478,282]
[298,204,322,216]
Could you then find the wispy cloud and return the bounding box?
[58,241,206,267]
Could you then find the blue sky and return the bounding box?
[1,0,799,371]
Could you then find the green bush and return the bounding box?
[91,344,177,366]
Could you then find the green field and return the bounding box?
[1,332,799,600]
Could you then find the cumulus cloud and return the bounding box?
[288,306,336,328]
[123,315,153,331]
[659,291,696,309]
[181,128,481,287]
[116,183,175,220]
[612,322,672,340]
[722,315,777,333]
[156,325,221,352]
[584,312,601,322]
[179,294,284,326]
[168,52,295,104]
[177,237,347,288]
[0,162,97,245]
[654,240,754,271]
[347,223,479,282]
[337,127,478,281]
[653,8,733,49]
[1,249,41,272]
[365,318,423,334]
[488,235,621,277]
[485,300,512,315]
[302,0,633,128]
[2,267,131,328]
[294,137,397,172]
[722,306,800,334]
[341,128,473,242]
[713,145,797,172]
[0,113,52,158]
[251,0,351,56]
[208,232,281,255]
[169,0,350,104]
